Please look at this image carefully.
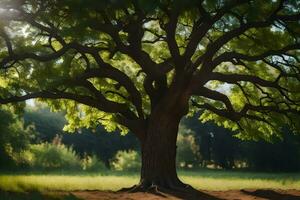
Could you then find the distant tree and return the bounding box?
[184,115,300,171]
[243,129,300,172]
[0,108,33,169]
[209,128,237,169]
[0,0,300,192]
[176,126,200,168]
[182,116,239,169]
[24,107,65,142]
[62,128,139,167]
[25,106,139,166]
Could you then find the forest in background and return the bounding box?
[1,104,300,173]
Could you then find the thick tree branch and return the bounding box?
[212,43,300,67]
[210,72,281,89]
[0,91,123,113]
[193,86,235,112]
[164,11,181,69]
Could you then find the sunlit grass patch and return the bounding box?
[0,170,299,192]
[181,176,300,191]
[180,170,300,190]
[0,174,139,192]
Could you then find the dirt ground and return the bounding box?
[2,189,300,200]
[69,189,300,200]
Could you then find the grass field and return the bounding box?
[1,170,300,192]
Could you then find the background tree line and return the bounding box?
[1,105,300,172]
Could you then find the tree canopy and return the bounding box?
[1,0,299,141]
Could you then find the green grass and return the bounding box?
[0,170,299,192]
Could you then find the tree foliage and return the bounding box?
[0,106,33,169]
[0,0,299,146]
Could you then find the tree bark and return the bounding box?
[119,76,194,193]
[139,112,183,189]
[135,84,191,191]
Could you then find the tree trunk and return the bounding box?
[136,89,191,191]
[121,77,195,193]
[139,111,184,189]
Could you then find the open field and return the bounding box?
[1,170,300,192]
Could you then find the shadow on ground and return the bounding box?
[0,190,82,200]
[242,189,300,200]
[160,188,224,200]
[2,189,300,200]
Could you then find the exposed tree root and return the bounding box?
[118,179,209,199]
[118,183,167,197]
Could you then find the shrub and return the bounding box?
[14,135,107,172]
[28,142,81,170]
[110,150,141,171]
[15,136,82,171]
[81,154,106,172]
[30,142,82,170]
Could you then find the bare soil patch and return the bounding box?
[69,189,300,200]
[2,189,300,200]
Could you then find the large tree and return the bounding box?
[0,0,300,192]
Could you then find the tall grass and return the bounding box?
[0,170,299,192]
